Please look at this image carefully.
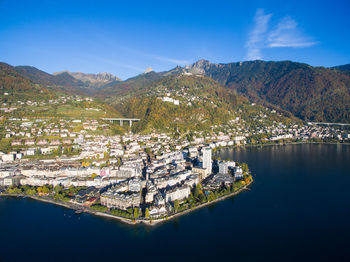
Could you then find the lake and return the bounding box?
[1,144,350,262]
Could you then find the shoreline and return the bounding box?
[1,143,347,226]
[214,141,350,152]
[0,181,252,227]
[0,193,138,225]
[146,182,252,226]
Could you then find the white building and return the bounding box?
[219,161,228,174]
[2,154,15,162]
[202,147,212,174]
[165,185,191,202]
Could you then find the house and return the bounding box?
[25,148,36,156]
[2,154,15,162]
[25,139,35,146]
[50,139,61,146]
[40,147,53,155]
[11,140,22,146]
[83,197,97,207]
[62,139,72,144]
[37,139,48,145]
[15,153,23,160]
[234,166,243,179]
[149,205,167,218]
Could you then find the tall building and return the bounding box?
[202,147,212,174]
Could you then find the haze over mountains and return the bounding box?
[53,71,121,88]
[1,59,350,124]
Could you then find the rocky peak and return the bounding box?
[143,67,153,74]
[53,71,121,87]
[185,59,212,75]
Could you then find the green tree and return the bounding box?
[241,163,249,173]
[25,188,36,195]
[194,184,202,198]
[90,205,108,212]
[173,200,180,213]
[145,208,150,219]
[133,208,140,219]
[42,186,50,194]
[54,185,63,193]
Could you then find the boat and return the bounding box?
[75,209,83,214]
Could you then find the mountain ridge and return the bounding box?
[2,59,350,123]
[183,60,350,123]
[53,71,121,87]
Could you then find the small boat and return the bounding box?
[75,209,83,215]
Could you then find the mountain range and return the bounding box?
[1,59,350,124]
[53,71,121,88]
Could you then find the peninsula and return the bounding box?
[0,139,252,225]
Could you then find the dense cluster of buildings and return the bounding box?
[1,101,349,218]
[0,130,247,218]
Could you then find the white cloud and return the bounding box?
[246,9,272,60]
[245,9,318,60]
[267,16,318,48]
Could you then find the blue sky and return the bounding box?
[1,0,349,79]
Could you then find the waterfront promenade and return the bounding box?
[0,181,252,226]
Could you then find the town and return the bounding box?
[0,119,252,221]
[0,111,349,222]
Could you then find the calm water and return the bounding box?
[1,144,350,262]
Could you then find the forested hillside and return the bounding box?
[0,62,55,101]
[111,74,294,133]
[185,60,350,122]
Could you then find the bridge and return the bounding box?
[102,118,140,127]
[307,122,350,127]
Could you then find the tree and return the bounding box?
[133,208,139,219]
[68,185,77,195]
[145,208,150,219]
[42,186,50,194]
[199,193,206,203]
[54,185,63,194]
[194,184,202,198]
[173,200,180,213]
[25,188,36,195]
[241,163,249,173]
[186,131,194,142]
[90,205,108,212]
